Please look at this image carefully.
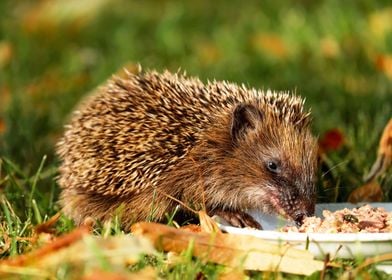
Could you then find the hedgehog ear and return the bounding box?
[230,103,263,144]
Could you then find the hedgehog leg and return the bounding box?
[60,189,137,227]
[59,189,100,225]
[60,190,113,225]
[210,209,261,229]
[61,186,181,229]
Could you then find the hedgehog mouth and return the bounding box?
[269,195,290,219]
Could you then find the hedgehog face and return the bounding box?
[229,103,318,225]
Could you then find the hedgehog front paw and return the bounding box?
[211,210,262,229]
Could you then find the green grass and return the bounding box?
[1,0,392,278]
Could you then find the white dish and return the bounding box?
[220,203,392,259]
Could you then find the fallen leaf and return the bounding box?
[1,225,91,267]
[42,235,154,269]
[0,229,156,278]
[375,54,392,79]
[0,265,51,279]
[181,224,202,233]
[378,118,392,157]
[0,224,11,255]
[348,180,383,203]
[198,210,221,233]
[368,8,392,39]
[251,33,288,59]
[0,41,13,68]
[166,251,181,266]
[82,267,156,280]
[132,222,323,276]
[319,128,345,153]
[218,267,247,280]
[82,270,130,280]
[21,0,113,34]
[0,118,5,135]
[364,118,392,182]
[0,85,11,113]
[320,37,340,59]
[35,212,62,235]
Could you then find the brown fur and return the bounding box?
[57,69,318,228]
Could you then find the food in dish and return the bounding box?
[282,204,392,233]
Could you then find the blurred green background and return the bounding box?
[0,0,391,210]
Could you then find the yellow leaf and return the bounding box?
[21,0,113,34]
[320,37,340,59]
[378,118,392,159]
[368,8,392,39]
[132,222,323,276]
[0,231,156,278]
[82,267,156,280]
[0,41,13,68]
[218,267,247,280]
[199,210,221,233]
[364,118,392,181]
[251,33,288,59]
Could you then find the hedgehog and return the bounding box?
[57,68,318,229]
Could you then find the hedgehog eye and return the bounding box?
[266,161,280,174]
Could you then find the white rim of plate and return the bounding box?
[220,224,392,242]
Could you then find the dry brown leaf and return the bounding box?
[37,235,154,269]
[82,267,156,280]
[364,118,392,182]
[0,265,51,279]
[0,118,5,135]
[378,118,392,157]
[82,270,131,280]
[348,180,383,203]
[0,233,155,278]
[132,222,323,276]
[375,54,392,79]
[1,225,91,267]
[0,85,11,114]
[199,210,221,233]
[218,267,247,280]
[320,37,340,59]
[34,212,61,235]
[180,224,202,233]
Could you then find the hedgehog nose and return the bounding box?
[294,212,306,226]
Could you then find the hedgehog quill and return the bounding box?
[57,68,318,229]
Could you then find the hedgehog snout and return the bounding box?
[279,186,315,225]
